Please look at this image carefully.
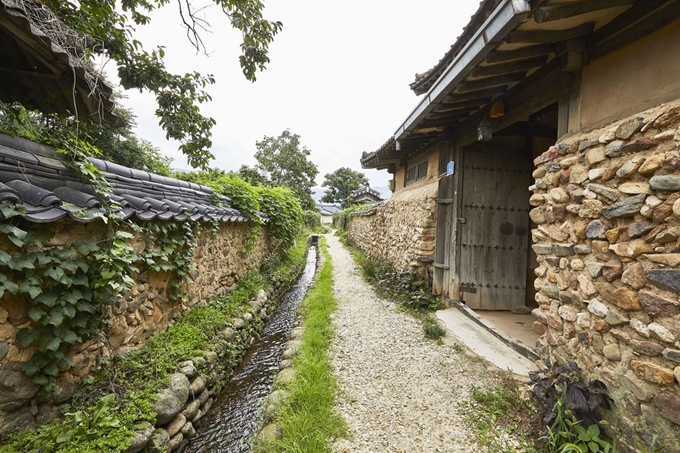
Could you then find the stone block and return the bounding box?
[601,194,646,219]
[630,360,676,385]
[631,340,664,356]
[615,117,644,140]
[645,254,680,267]
[638,291,680,318]
[602,258,623,282]
[553,244,575,257]
[662,349,680,363]
[579,199,604,218]
[619,182,651,195]
[609,239,653,259]
[645,270,680,294]
[638,153,664,174]
[605,309,629,326]
[585,219,610,239]
[648,323,675,343]
[616,156,646,179]
[605,140,625,157]
[652,392,680,426]
[628,222,655,239]
[587,299,609,317]
[588,168,606,181]
[619,138,656,155]
[595,283,641,311]
[603,344,621,361]
[650,175,680,191]
[0,362,39,412]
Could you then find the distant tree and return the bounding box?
[0,102,172,175]
[237,164,268,187]
[320,167,369,207]
[251,130,319,209]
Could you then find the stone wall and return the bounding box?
[0,218,270,435]
[529,99,680,450]
[346,182,437,279]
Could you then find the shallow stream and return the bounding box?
[185,245,317,452]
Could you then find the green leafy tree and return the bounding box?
[0,102,171,175]
[40,0,282,169]
[251,130,319,210]
[238,164,269,187]
[320,167,369,207]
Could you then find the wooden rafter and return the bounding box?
[587,0,680,61]
[486,44,554,64]
[443,86,507,103]
[534,0,636,23]
[454,72,525,93]
[506,23,595,43]
[436,98,491,112]
[471,56,547,78]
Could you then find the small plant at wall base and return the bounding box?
[529,361,616,453]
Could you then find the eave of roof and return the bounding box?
[0,0,119,125]
[0,133,252,224]
[363,0,654,169]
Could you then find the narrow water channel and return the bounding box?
[186,245,317,452]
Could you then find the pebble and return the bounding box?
[327,235,489,452]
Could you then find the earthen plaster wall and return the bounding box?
[529,99,680,450]
[580,18,680,130]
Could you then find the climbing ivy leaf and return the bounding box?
[17,328,41,347]
[46,310,65,327]
[35,292,59,307]
[28,307,46,322]
[59,329,78,343]
[19,281,42,299]
[45,266,66,282]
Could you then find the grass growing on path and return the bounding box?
[256,237,346,453]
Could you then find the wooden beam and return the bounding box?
[534,0,635,23]
[485,44,554,63]
[0,65,60,79]
[442,85,507,103]
[471,56,547,78]
[454,72,525,93]
[506,23,595,44]
[425,111,469,121]
[587,0,680,62]
[495,121,557,139]
[439,97,492,109]
[587,0,669,48]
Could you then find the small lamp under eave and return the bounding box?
[477,118,493,142]
[489,100,505,119]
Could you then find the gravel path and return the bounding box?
[326,234,494,453]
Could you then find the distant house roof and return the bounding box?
[0,0,118,124]
[316,203,342,216]
[0,133,248,224]
[351,185,382,201]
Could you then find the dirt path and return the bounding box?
[326,234,495,453]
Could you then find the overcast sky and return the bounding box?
[116,0,480,188]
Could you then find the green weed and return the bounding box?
[255,237,346,453]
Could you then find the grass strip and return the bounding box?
[258,237,346,453]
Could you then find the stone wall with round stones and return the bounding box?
[345,182,438,279]
[0,220,271,436]
[529,99,680,451]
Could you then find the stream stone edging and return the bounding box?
[127,251,309,453]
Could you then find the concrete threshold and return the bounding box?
[436,301,538,376]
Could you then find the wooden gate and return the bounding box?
[456,145,531,310]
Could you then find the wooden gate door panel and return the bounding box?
[458,146,531,310]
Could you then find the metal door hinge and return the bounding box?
[456,218,466,224]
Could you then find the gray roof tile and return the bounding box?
[0,133,250,225]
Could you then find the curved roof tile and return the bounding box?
[0,133,252,225]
